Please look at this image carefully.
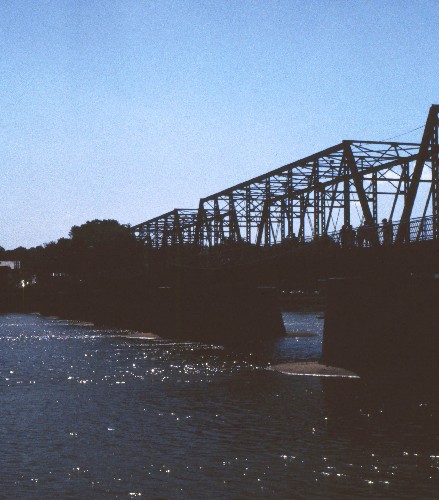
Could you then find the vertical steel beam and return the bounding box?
[231,200,236,242]
[256,200,269,246]
[287,168,293,237]
[299,194,306,241]
[281,198,286,240]
[245,186,251,243]
[321,187,326,235]
[344,176,351,226]
[214,199,223,245]
[162,215,168,247]
[174,210,182,245]
[372,171,378,222]
[155,220,159,249]
[431,117,439,237]
[229,194,242,242]
[195,201,206,246]
[313,161,320,238]
[265,179,271,246]
[324,183,336,233]
[403,163,410,201]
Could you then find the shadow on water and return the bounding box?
[321,376,439,451]
[210,323,439,459]
[212,311,324,365]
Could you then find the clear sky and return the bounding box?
[1,0,438,248]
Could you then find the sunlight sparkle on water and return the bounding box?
[0,313,437,498]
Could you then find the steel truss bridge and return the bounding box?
[132,105,439,262]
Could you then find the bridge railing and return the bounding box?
[277,214,438,248]
[181,214,438,268]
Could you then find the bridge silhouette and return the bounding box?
[132,105,439,269]
[129,106,439,372]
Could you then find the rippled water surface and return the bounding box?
[0,313,438,498]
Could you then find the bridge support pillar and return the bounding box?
[151,280,285,343]
[321,275,439,381]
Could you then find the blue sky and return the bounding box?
[1,0,438,248]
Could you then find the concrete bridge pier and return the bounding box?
[321,275,439,382]
[150,279,285,343]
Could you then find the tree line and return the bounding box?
[0,219,146,285]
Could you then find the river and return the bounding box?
[0,313,438,498]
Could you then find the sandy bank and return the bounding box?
[269,361,359,378]
[124,332,161,340]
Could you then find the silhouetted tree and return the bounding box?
[68,219,144,280]
[4,219,145,283]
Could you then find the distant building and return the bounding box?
[51,272,67,278]
[0,261,21,270]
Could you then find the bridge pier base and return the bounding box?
[151,282,285,343]
[321,275,439,382]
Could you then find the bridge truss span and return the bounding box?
[132,209,199,249]
[132,105,439,252]
[195,140,420,247]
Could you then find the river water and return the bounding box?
[0,312,438,498]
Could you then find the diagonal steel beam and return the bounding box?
[396,105,439,242]
[344,142,374,223]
